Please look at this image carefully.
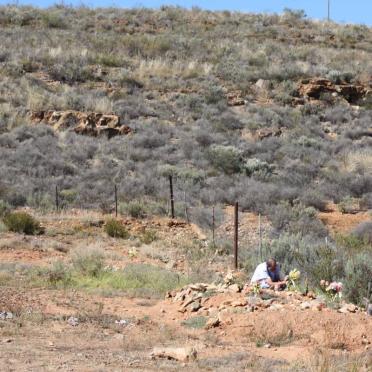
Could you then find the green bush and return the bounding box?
[206,145,242,175]
[140,229,158,244]
[4,212,43,235]
[243,158,274,177]
[0,200,10,217]
[104,219,129,239]
[344,253,372,305]
[119,201,147,219]
[351,221,372,244]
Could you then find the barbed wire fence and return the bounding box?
[51,176,266,269]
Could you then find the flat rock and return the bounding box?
[151,347,197,362]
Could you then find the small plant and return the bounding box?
[72,247,105,278]
[182,316,207,329]
[140,229,158,244]
[46,261,72,287]
[287,269,301,291]
[119,201,147,219]
[128,248,138,259]
[104,219,129,239]
[4,212,43,235]
[252,282,261,296]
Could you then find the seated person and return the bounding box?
[250,258,287,290]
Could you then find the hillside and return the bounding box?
[0,5,371,370]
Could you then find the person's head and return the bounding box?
[266,258,277,272]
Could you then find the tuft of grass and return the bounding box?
[139,229,158,244]
[104,218,129,239]
[71,246,105,277]
[182,316,207,329]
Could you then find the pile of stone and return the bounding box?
[167,273,365,329]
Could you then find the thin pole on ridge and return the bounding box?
[327,0,331,22]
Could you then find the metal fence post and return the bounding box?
[114,184,118,217]
[55,185,59,212]
[169,175,175,219]
[234,202,239,270]
[212,205,215,245]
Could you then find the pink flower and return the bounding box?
[326,281,343,293]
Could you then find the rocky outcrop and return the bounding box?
[298,78,369,104]
[30,110,131,138]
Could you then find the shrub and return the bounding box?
[299,190,328,212]
[359,193,372,210]
[45,261,72,287]
[119,200,147,219]
[72,246,105,277]
[338,197,358,214]
[243,158,274,177]
[344,253,372,305]
[0,200,10,217]
[4,212,43,235]
[268,202,327,238]
[104,219,129,239]
[351,221,372,244]
[140,229,158,244]
[206,145,242,175]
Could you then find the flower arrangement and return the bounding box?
[288,269,300,290]
[320,280,343,301]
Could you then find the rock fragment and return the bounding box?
[151,347,197,362]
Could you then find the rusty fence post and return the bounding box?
[55,185,59,212]
[114,184,118,217]
[212,205,215,246]
[169,175,175,219]
[234,201,239,269]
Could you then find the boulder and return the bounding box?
[205,317,220,329]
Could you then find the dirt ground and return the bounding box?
[0,209,371,371]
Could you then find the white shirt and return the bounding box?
[250,262,270,283]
